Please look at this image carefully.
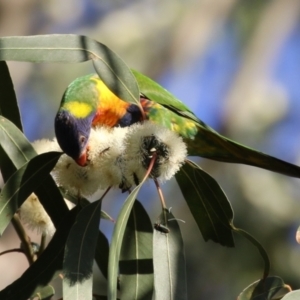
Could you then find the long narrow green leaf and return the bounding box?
[108,184,147,299]
[153,208,187,300]
[61,188,112,280]
[0,116,36,166]
[0,116,69,227]
[0,61,22,182]
[175,159,234,247]
[0,207,79,300]
[0,151,62,235]
[119,200,154,300]
[63,200,102,300]
[0,61,23,131]
[0,35,140,107]
[95,230,110,280]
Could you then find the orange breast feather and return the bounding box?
[92,96,129,127]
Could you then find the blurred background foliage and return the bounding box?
[0,0,300,299]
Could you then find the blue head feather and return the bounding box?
[54,110,94,160]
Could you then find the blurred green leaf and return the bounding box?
[108,181,148,300]
[281,291,300,300]
[0,207,78,300]
[30,285,55,300]
[175,159,234,247]
[0,151,62,236]
[95,230,110,280]
[238,276,291,300]
[0,116,69,227]
[119,200,154,300]
[63,200,101,300]
[0,34,140,107]
[153,208,187,300]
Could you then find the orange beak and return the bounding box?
[75,151,87,167]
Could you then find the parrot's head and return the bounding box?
[55,109,94,166]
[55,74,100,166]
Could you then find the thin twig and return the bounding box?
[154,178,167,210]
[0,248,24,256]
[12,214,36,264]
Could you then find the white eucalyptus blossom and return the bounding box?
[32,138,61,154]
[123,121,187,185]
[52,126,129,196]
[19,193,55,236]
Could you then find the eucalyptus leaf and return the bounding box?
[95,230,110,280]
[0,207,79,300]
[0,151,62,235]
[153,208,187,300]
[107,183,147,300]
[175,159,234,247]
[63,200,102,300]
[119,200,154,300]
[0,60,22,181]
[0,116,69,227]
[0,61,22,131]
[0,116,36,166]
[0,34,140,107]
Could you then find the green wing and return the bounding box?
[132,70,300,178]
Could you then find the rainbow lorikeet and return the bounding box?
[55,71,300,178]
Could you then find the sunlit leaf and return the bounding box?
[0,151,62,235]
[119,200,154,300]
[0,207,78,300]
[153,208,187,300]
[63,200,101,300]
[238,276,292,300]
[175,159,234,247]
[108,181,148,299]
[0,34,140,107]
